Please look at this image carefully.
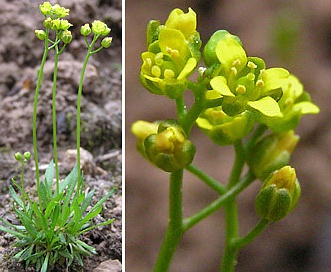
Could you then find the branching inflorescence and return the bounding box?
[132,7,319,272]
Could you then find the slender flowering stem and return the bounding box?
[231,219,270,250]
[220,141,246,272]
[52,41,62,195]
[76,34,99,192]
[186,164,227,194]
[153,170,184,272]
[182,171,255,232]
[33,28,49,204]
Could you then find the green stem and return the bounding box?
[52,45,60,195]
[33,28,49,202]
[186,164,226,195]
[181,81,205,135]
[20,162,25,204]
[231,219,270,250]
[77,52,91,191]
[221,141,246,272]
[77,35,98,191]
[153,170,184,272]
[182,171,255,231]
[175,97,187,123]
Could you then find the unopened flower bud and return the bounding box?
[255,166,301,221]
[14,152,22,162]
[247,130,299,180]
[23,152,31,161]
[80,23,91,36]
[101,37,113,48]
[60,30,72,44]
[133,120,195,172]
[43,18,53,28]
[35,30,46,40]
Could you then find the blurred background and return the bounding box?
[126,0,331,271]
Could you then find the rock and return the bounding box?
[92,259,122,272]
[62,147,107,176]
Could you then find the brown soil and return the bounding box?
[0,0,122,271]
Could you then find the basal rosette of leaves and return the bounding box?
[140,8,201,99]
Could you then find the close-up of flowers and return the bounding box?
[128,3,323,272]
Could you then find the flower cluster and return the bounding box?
[196,30,319,145]
[35,2,72,44]
[80,21,113,48]
[140,8,201,99]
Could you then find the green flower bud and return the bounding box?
[35,29,46,40]
[23,152,31,161]
[60,30,72,44]
[255,166,301,221]
[14,152,22,162]
[196,108,255,145]
[80,23,91,36]
[43,18,53,28]
[247,130,299,180]
[39,1,52,16]
[91,20,111,36]
[144,124,195,172]
[101,37,113,48]
[133,120,195,172]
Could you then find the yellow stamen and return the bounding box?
[151,65,161,77]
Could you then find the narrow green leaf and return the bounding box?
[76,239,97,254]
[80,205,102,226]
[9,186,24,209]
[80,190,95,215]
[45,193,63,218]
[51,204,60,229]
[31,202,47,230]
[0,224,25,238]
[14,207,38,238]
[62,164,79,207]
[78,218,114,235]
[41,252,50,272]
[79,189,114,226]
[45,160,54,192]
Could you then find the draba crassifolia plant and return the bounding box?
[131,7,320,272]
[0,2,114,271]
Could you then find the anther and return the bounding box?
[247,61,257,69]
[236,85,246,94]
[151,65,161,77]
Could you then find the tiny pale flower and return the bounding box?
[39,1,52,16]
[92,20,110,36]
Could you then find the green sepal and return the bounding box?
[203,30,242,67]
[255,185,291,221]
[146,20,161,47]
